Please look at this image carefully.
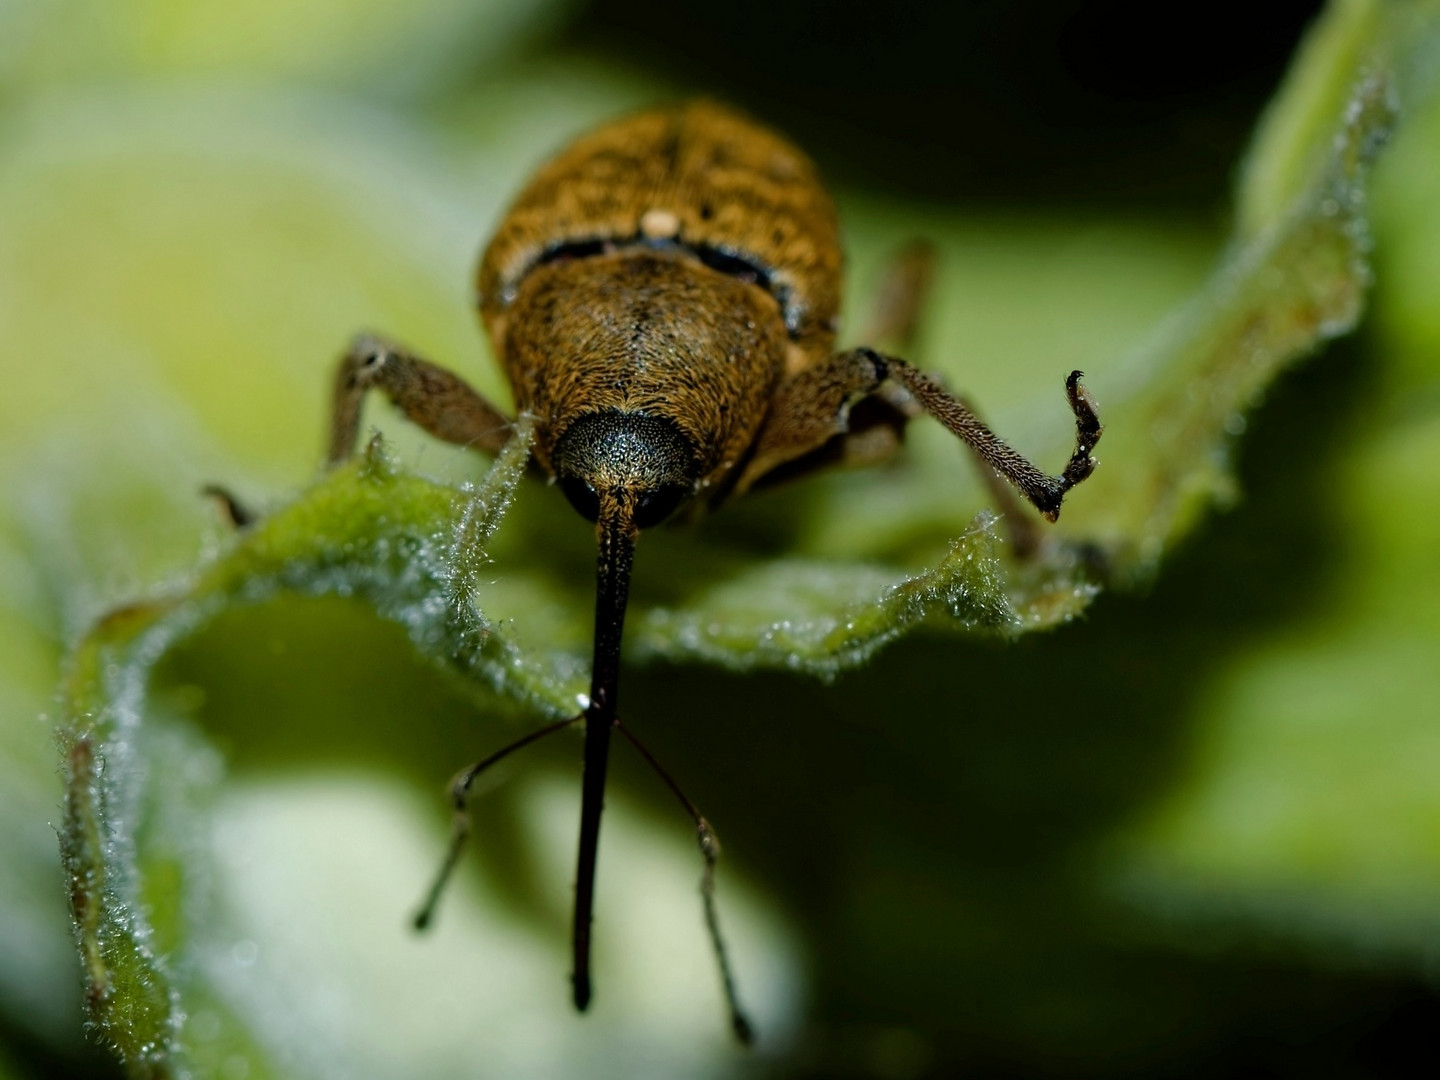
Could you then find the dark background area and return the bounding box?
[562,0,1323,209]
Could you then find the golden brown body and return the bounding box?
[325,100,1102,1040]
[479,101,841,366]
[478,102,854,501]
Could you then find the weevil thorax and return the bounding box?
[504,251,788,522]
[476,101,845,523]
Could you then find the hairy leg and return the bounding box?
[329,333,513,464]
[740,347,1101,522]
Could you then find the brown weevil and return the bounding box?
[326,101,1102,1041]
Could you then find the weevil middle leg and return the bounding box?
[856,240,938,350]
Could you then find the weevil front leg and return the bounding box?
[739,348,1101,523]
[329,334,514,464]
[785,241,939,478]
[855,244,1083,549]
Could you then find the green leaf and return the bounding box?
[17,0,1440,1072]
[0,0,564,98]
[1106,35,1440,964]
[58,427,536,1068]
[633,512,1100,676]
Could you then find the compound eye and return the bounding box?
[632,482,689,530]
[559,475,601,522]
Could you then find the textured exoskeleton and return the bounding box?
[328,101,1102,1042]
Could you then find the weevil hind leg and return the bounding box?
[329,334,515,465]
[855,239,937,352]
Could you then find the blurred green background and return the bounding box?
[3,0,1440,1077]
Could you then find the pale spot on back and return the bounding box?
[640,208,681,240]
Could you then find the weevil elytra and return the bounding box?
[327,101,1101,1040]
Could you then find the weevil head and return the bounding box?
[551,410,701,530]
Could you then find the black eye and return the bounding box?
[559,475,600,522]
[632,483,689,530]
